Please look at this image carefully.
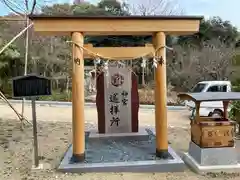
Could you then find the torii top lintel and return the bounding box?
[28,15,203,36]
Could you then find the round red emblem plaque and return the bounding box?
[111,73,124,87]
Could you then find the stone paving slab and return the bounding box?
[183,142,240,174]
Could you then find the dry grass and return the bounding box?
[138,88,155,105]
[138,86,179,105]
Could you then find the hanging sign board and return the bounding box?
[104,62,132,133]
[12,74,51,168]
[12,74,51,98]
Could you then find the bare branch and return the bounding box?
[130,0,182,15]
[30,0,37,15]
[168,39,238,90]
[24,0,29,11]
[0,22,33,55]
[1,0,25,16]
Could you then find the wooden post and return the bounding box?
[195,102,201,122]
[153,32,168,159]
[71,32,85,162]
[223,101,229,119]
[31,97,39,168]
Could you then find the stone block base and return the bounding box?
[183,141,240,174]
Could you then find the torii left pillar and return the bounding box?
[154,32,168,159]
[71,32,85,162]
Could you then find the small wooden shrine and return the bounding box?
[178,92,240,148]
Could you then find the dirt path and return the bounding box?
[0,103,190,128]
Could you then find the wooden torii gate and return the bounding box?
[28,15,202,162]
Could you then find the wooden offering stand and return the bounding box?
[178,92,240,148]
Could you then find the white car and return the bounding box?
[185,81,232,119]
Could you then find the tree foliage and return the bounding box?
[168,39,239,90]
[178,17,239,47]
[0,0,239,95]
[0,44,21,93]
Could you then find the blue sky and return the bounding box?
[0,0,239,29]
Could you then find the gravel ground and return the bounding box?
[1,119,240,180]
[1,103,240,179]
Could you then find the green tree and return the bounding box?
[41,3,73,15]
[178,17,239,46]
[98,0,129,16]
[0,44,21,94]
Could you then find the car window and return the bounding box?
[192,83,207,92]
[207,85,228,92]
[207,85,219,92]
[220,85,227,92]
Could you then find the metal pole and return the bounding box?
[31,97,39,168]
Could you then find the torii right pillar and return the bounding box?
[153,32,169,159]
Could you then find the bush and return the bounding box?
[138,87,155,105]
[229,101,240,119]
[38,90,72,101]
[229,79,240,133]
[138,85,181,105]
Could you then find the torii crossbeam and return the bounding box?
[83,43,154,60]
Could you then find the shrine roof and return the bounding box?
[12,74,51,80]
[28,15,203,20]
[178,92,240,102]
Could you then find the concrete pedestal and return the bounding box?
[183,141,240,174]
